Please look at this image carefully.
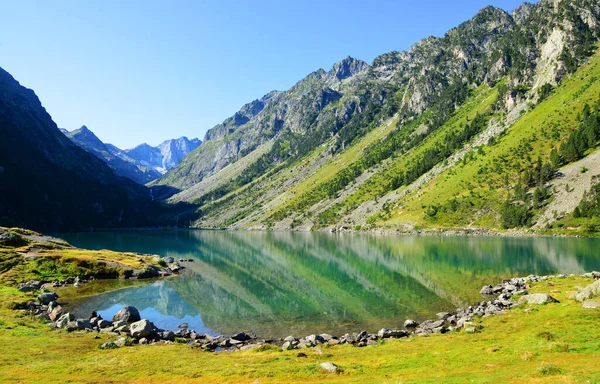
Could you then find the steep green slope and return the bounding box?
[379,48,600,232]
[158,0,600,234]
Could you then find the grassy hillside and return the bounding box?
[379,46,600,232]
[171,46,600,236]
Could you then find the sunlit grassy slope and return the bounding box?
[380,48,600,230]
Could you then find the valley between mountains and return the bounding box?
[2,0,600,235]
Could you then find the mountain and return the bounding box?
[125,136,201,174]
[155,0,600,235]
[0,67,165,231]
[63,127,200,184]
[65,126,161,185]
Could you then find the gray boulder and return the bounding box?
[319,362,338,373]
[112,306,141,323]
[231,332,252,342]
[582,300,600,309]
[159,331,175,341]
[404,319,419,328]
[49,306,64,321]
[18,280,42,292]
[97,319,112,329]
[100,342,118,349]
[518,294,558,305]
[56,313,75,328]
[377,328,409,338]
[37,292,58,305]
[129,319,155,339]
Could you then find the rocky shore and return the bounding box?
[16,271,600,353]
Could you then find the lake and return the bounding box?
[56,230,600,338]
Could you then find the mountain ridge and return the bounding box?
[62,126,201,184]
[154,0,600,235]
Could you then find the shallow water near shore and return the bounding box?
[56,229,600,338]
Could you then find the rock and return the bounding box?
[582,300,600,309]
[420,320,445,329]
[18,280,42,292]
[573,280,600,302]
[319,362,338,373]
[465,327,477,334]
[129,319,155,339]
[480,285,494,295]
[55,313,75,328]
[77,319,92,329]
[100,342,118,349]
[97,319,112,329]
[404,319,419,328]
[112,306,141,323]
[436,312,451,320]
[377,328,409,338]
[356,330,368,341]
[320,333,334,342]
[66,321,83,332]
[115,337,132,347]
[37,292,58,305]
[305,334,325,345]
[231,332,252,342]
[139,338,149,345]
[115,325,130,333]
[518,294,558,305]
[282,341,296,351]
[159,331,175,341]
[49,306,64,321]
[163,256,174,264]
[177,322,188,329]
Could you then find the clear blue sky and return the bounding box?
[0,0,529,149]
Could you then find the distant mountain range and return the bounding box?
[61,126,200,184]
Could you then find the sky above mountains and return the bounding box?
[0,0,529,148]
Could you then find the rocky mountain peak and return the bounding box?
[512,2,535,23]
[329,56,369,81]
[67,125,107,152]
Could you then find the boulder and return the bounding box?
[305,334,325,345]
[56,313,75,328]
[49,306,64,321]
[37,292,58,305]
[377,328,409,338]
[404,319,419,328]
[582,300,600,309]
[420,320,445,329]
[112,306,141,323]
[231,332,252,342]
[159,331,175,341]
[100,342,118,349]
[436,312,451,320]
[97,319,112,329]
[129,319,155,339]
[282,341,297,351]
[18,280,42,292]
[115,337,132,347]
[518,294,558,305]
[319,362,338,373]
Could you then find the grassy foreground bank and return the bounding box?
[0,229,599,383]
